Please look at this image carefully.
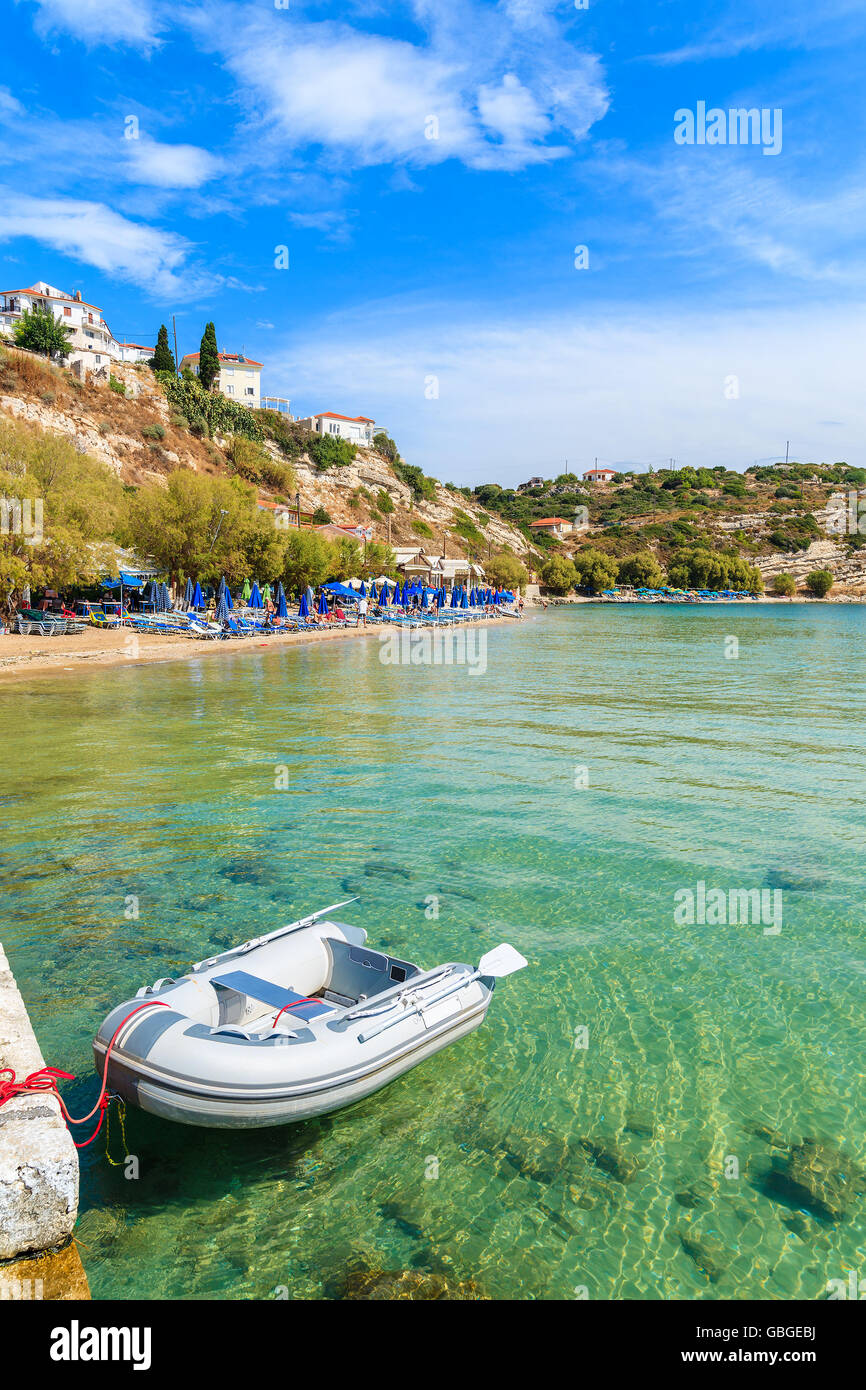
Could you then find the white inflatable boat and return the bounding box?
[93,900,527,1129]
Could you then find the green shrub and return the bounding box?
[141,423,166,441]
[772,573,797,595]
[156,371,262,441]
[805,569,833,597]
[411,519,433,538]
[308,432,356,471]
[376,489,395,515]
[109,375,126,395]
[169,412,190,430]
[312,505,331,524]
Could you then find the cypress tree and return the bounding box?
[198,321,220,390]
[150,324,175,374]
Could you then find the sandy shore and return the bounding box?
[0,622,386,683]
[0,617,512,684]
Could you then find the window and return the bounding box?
[95,355,101,364]
[226,385,234,395]
[63,307,71,316]
[224,367,234,376]
[245,387,254,396]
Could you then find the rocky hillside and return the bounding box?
[0,346,532,569]
[475,465,866,592]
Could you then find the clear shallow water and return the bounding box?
[2,606,864,1300]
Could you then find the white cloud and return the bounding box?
[0,191,214,298]
[126,139,223,189]
[27,0,161,48]
[210,7,608,172]
[269,299,866,478]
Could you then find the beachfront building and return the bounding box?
[297,411,376,446]
[582,466,617,483]
[530,517,573,539]
[0,281,125,372]
[179,351,262,409]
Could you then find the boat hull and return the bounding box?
[94,1001,489,1129]
[92,915,498,1129]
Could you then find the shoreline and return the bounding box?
[0,615,513,685]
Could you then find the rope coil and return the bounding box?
[0,1001,167,1148]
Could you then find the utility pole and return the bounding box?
[172,316,179,375]
[785,440,790,466]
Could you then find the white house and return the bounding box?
[115,342,154,364]
[297,411,376,445]
[582,467,617,483]
[179,351,262,408]
[530,517,573,538]
[0,281,125,371]
[517,476,545,493]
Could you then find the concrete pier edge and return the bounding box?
[0,941,81,1267]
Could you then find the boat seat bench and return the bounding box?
[211,971,333,1019]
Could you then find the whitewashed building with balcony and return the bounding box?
[0,281,138,371]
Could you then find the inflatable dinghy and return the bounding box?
[93,900,527,1129]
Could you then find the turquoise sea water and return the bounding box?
[2,605,865,1300]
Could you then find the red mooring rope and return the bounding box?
[0,1001,168,1148]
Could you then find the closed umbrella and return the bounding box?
[240,578,251,603]
[380,582,390,605]
[461,589,469,609]
[183,577,193,609]
[249,582,263,609]
[359,581,367,597]
[191,581,204,609]
[275,581,286,608]
[317,590,329,616]
[370,583,378,602]
[215,593,230,625]
[262,583,272,602]
[298,592,310,618]
[450,587,459,608]
[276,592,288,619]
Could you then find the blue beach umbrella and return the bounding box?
[276,592,288,619]
[461,589,469,609]
[450,587,459,608]
[298,592,310,618]
[317,590,329,615]
[248,582,263,609]
[215,593,230,624]
[369,583,378,603]
[217,575,226,599]
[275,581,286,608]
[183,577,193,607]
[359,581,367,597]
[191,581,204,609]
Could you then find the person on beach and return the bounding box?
[358,595,368,626]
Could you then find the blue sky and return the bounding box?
[2,0,865,482]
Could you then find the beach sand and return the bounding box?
[0,622,385,683]
[0,617,510,684]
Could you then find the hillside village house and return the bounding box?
[583,466,617,483]
[516,476,545,493]
[0,281,152,371]
[530,517,573,538]
[179,351,262,409]
[297,411,376,445]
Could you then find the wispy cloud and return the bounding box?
[125,138,224,189]
[197,3,608,173]
[271,297,866,477]
[23,0,163,49]
[0,191,217,298]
